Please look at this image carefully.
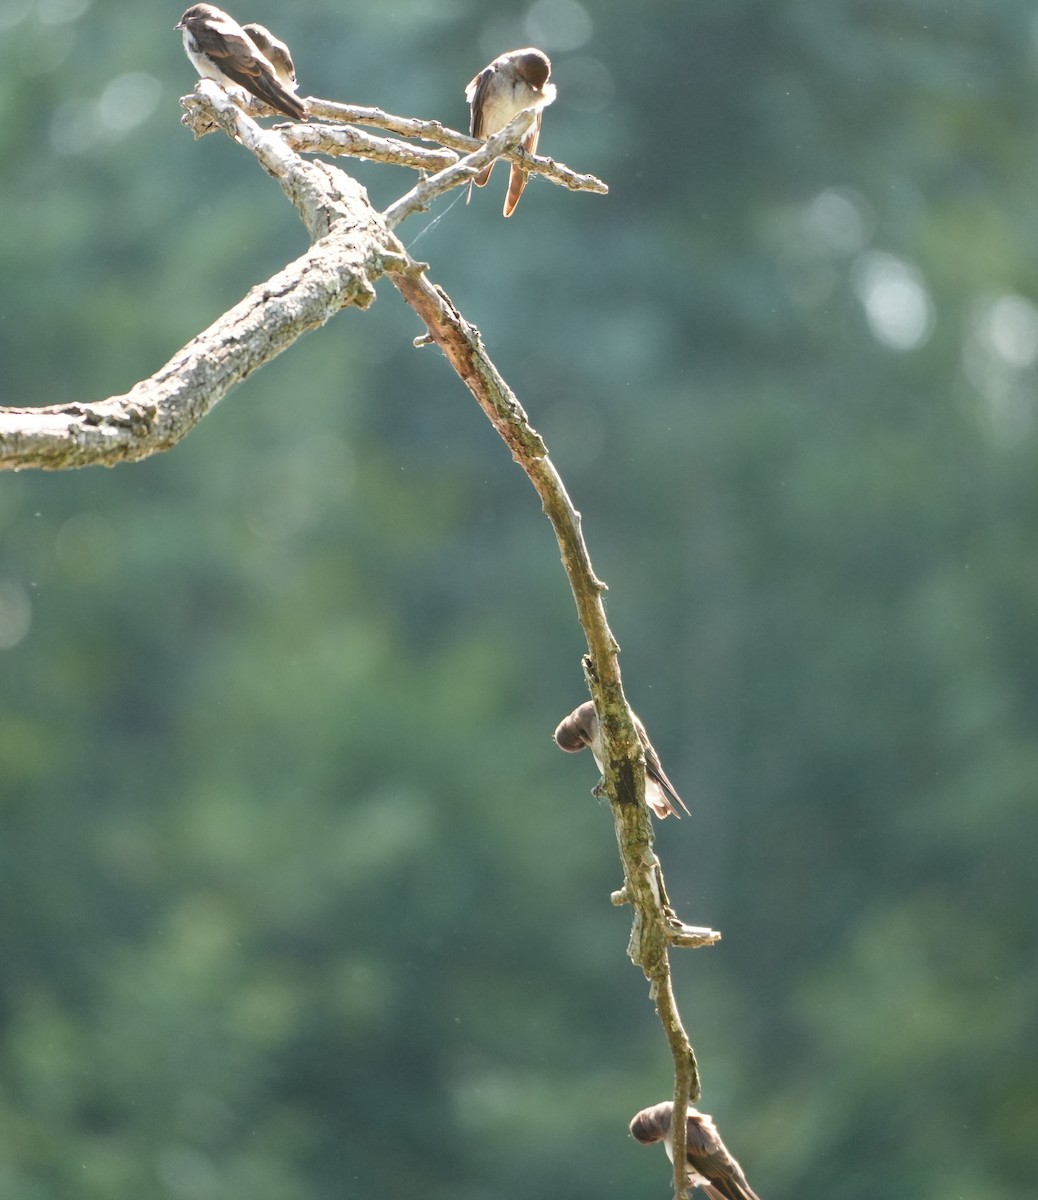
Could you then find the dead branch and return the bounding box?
[0,77,706,1200]
[0,84,393,471]
[384,260,718,1200]
[280,122,459,172]
[302,96,609,196]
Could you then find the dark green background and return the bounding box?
[1,2,1035,1197]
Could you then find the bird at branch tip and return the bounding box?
[465,47,556,217]
[629,1102,762,1200]
[176,4,306,121]
[553,701,691,820]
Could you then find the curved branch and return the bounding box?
[0,87,708,1198]
[386,259,720,1180]
[0,84,395,471]
[0,239,379,470]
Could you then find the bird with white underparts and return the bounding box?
[465,47,556,216]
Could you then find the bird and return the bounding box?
[175,5,306,121]
[553,701,691,819]
[241,22,298,92]
[465,47,556,216]
[629,1101,762,1200]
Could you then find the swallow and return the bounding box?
[553,701,691,819]
[241,22,298,92]
[176,5,306,121]
[465,47,556,216]
[629,1102,762,1200]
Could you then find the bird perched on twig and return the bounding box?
[629,1101,762,1200]
[176,5,306,121]
[465,48,556,216]
[553,701,691,820]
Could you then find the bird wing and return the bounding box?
[466,67,495,137]
[242,24,297,88]
[685,1116,760,1200]
[466,67,499,188]
[640,731,691,816]
[699,1182,761,1200]
[200,22,305,119]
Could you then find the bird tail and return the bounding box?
[702,1181,762,1200]
[254,74,306,120]
[503,164,527,218]
[502,113,542,217]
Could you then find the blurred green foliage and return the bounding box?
[2,1,1037,1197]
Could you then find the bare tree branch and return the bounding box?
[0,84,601,471]
[281,122,459,172]
[0,84,396,471]
[302,96,609,197]
[0,79,709,1199]
[183,91,608,196]
[387,258,718,1199]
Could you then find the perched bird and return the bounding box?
[629,1102,761,1200]
[176,5,306,121]
[465,47,556,216]
[553,701,691,820]
[241,22,298,92]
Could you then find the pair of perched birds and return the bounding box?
[176,4,555,216]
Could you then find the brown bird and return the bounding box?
[176,5,306,121]
[465,47,556,216]
[553,701,690,819]
[630,1102,761,1200]
[241,22,298,92]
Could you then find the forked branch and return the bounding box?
[0,81,711,1200]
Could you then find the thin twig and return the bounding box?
[383,109,536,229]
[385,255,719,1188]
[278,123,459,172]
[303,97,608,196]
[304,98,477,148]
